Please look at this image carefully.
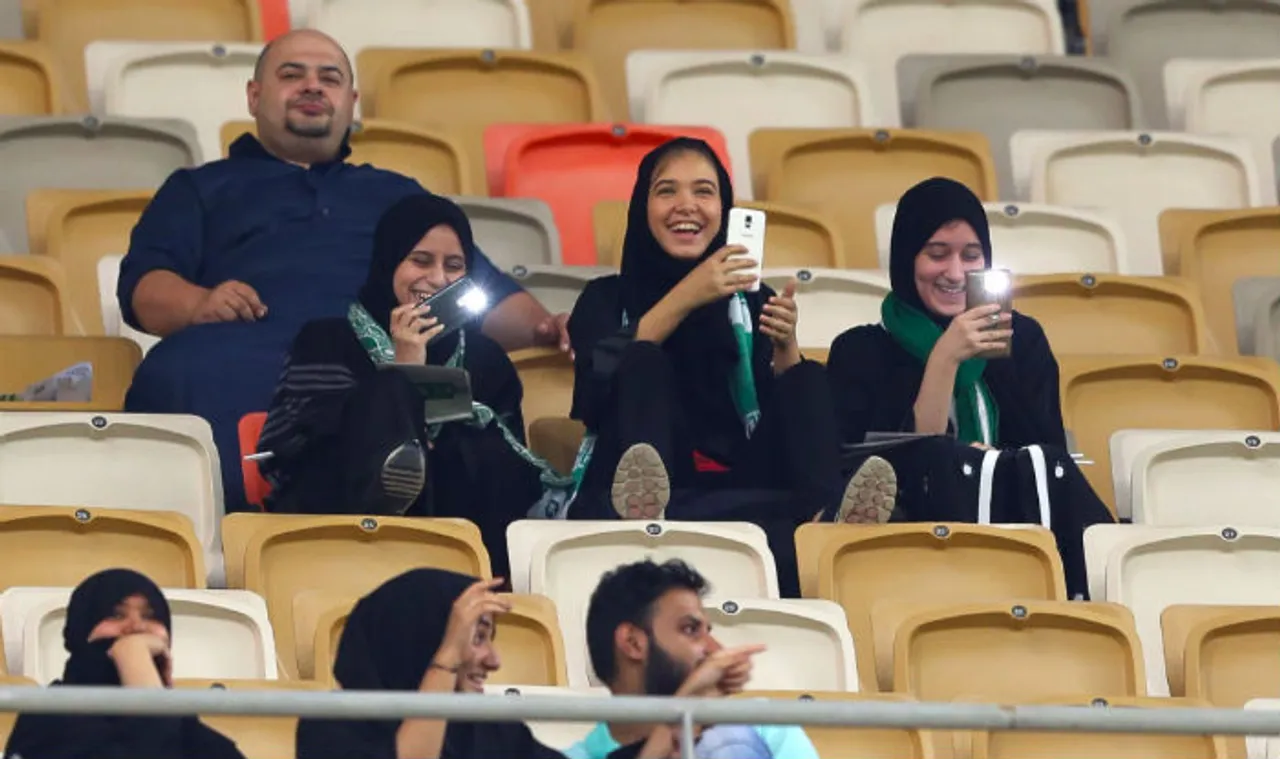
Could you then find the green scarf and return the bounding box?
[347,303,575,515]
[880,292,999,446]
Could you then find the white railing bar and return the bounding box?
[0,688,1278,736]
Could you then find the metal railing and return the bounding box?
[2,688,1279,759]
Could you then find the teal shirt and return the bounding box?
[564,722,820,759]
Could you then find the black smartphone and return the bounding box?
[417,276,489,344]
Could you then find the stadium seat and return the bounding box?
[506,519,779,686]
[970,695,1226,758]
[507,264,613,317]
[626,50,881,188]
[887,600,1145,700]
[487,593,569,687]
[0,116,199,253]
[568,0,794,120]
[1098,0,1280,129]
[732,691,934,759]
[1162,604,1280,711]
[875,201,1132,274]
[220,119,477,195]
[1060,354,1280,510]
[359,48,605,128]
[903,54,1142,199]
[750,128,998,268]
[238,412,270,510]
[175,679,328,759]
[0,336,139,409]
[759,268,889,350]
[0,255,75,336]
[0,505,205,590]
[794,522,1066,692]
[1127,431,1280,527]
[1234,277,1280,357]
[1163,208,1280,358]
[96,255,161,356]
[0,42,59,115]
[1011,273,1214,355]
[704,597,857,692]
[304,0,533,57]
[593,198,847,269]
[0,0,19,38]
[1085,523,1280,696]
[1011,130,1269,276]
[509,347,574,435]
[307,594,347,683]
[450,196,562,269]
[36,0,263,112]
[836,0,1065,122]
[0,412,224,583]
[1108,428,1240,521]
[221,512,490,678]
[26,189,151,335]
[94,42,259,162]
[483,684,611,751]
[3,587,276,683]
[486,123,731,265]
[0,675,36,747]
[1164,58,1280,171]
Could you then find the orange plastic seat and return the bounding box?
[238,412,270,510]
[485,123,731,264]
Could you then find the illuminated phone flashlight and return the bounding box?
[982,269,1012,295]
[458,285,489,314]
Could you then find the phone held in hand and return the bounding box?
[418,276,490,344]
[725,207,766,292]
[965,268,1013,359]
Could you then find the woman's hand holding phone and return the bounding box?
[675,245,759,310]
[937,304,1012,364]
[390,301,442,365]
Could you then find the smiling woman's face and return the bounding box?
[913,220,986,318]
[391,224,467,305]
[646,150,722,261]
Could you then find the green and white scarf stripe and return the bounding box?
[567,292,762,494]
[346,303,575,503]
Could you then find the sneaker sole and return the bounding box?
[381,440,426,515]
[611,443,670,521]
[835,455,896,524]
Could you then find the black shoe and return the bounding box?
[380,439,426,516]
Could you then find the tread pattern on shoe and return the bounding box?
[611,443,670,520]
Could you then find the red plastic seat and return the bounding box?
[238,411,271,510]
[484,123,732,265]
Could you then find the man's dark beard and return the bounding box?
[286,117,331,138]
[642,637,692,696]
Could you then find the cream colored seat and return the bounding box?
[760,268,889,350]
[451,196,561,269]
[97,255,160,355]
[175,679,328,759]
[704,597,857,692]
[305,0,533,57]
[482,685,610,750]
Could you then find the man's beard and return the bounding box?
[643,637,694,696]
[285,115,332,138]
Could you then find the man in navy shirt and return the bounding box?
[118,29,569,511]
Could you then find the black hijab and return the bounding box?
[889,177,993,324]
[619,138,763,443]
[296,569,564,759]
[3,569,244,759]
[358,193,477,360]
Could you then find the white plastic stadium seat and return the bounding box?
[451,196,562,269]
[1128,431,1280,528]
[1164,58,1280,176]
[760,268,889,350]
[1,587,275,682]
[484,685,610,750]
[705,597,858,692]
[302,0,532,56]
[1010,130,1269,275]
[97,255,161,356]
[0,412,224,585]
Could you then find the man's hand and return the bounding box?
[192,280,267,325]
[534,312,571,354]
[675,644,766,699]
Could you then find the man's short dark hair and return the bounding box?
[585,558,710,685]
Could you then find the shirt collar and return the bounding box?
[228,130,353,168]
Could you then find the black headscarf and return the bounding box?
[61,568,172,686]
[888,177,993,324]
[618,138,762,442]
[3,569,244,759]
[296,569,565,759]
[358,193,477,360]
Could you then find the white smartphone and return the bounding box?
[725,206,766,292]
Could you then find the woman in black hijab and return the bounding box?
[257,193,565,579]
[825,177,1113,596]
[3,568,244,759]
[567,137,873,594]
[296,568,566,759]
